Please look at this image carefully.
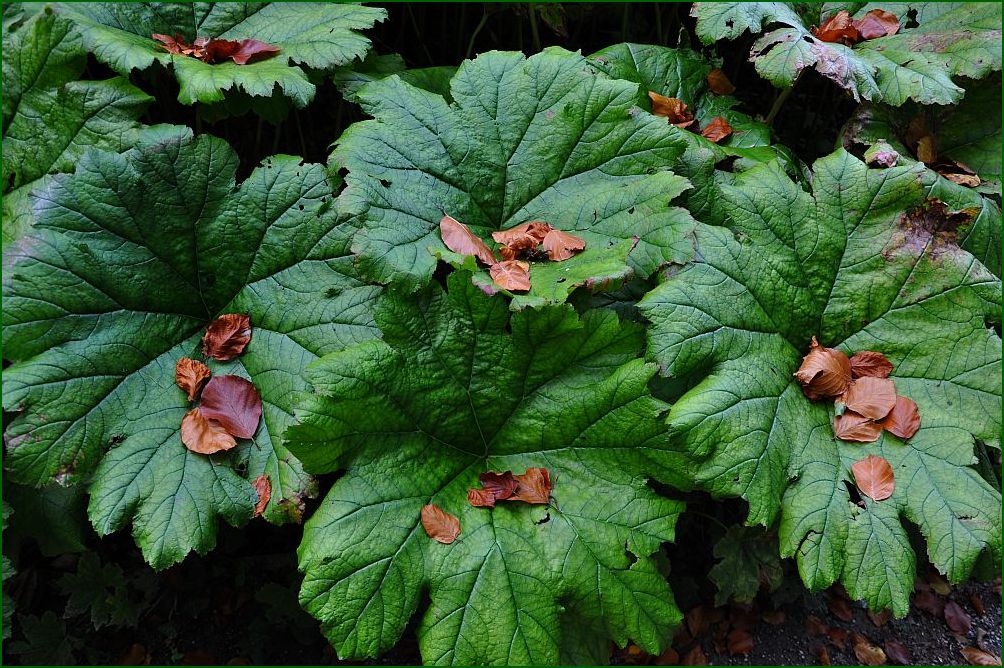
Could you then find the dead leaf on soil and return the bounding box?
[680,645,708,666]
[878,395,921,439]
[175,357,211,401]
[203,313,252,361]
[541,228,586,261]
[648,92,695,128]
[833,410,883,443]
[884,639,911,665]
[700,116,733,144]
[841,377,897,420]
[962,648,1003,666]
[489,259,532,292]
[441,214,497,266]
[795,337,852,399]
[806,614,828,636]
[815,644,832,666]
[851,454,895,502]
[198,375,263,439]
[852,633,887,666]
[945,600,973,635]
[762,609,785,625]
[421,503,461,544]
[867,608,891,627]
[913,589,945,617]
[706,68,735,95]
[726,629,753,656]
[252,474,271,518]
[181,408,237,455]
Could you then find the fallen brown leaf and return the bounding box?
[795,337,852,399]
[252,474,271,518]
[199,375,262,439]
[841,376,897,420]
[962,648,1003,666]
[812,10,860,45]
[945,600,973,635]
[727,629,753,656]
[826,626,848,649]
[181,408,237,455]
[680,645,708,666]
[943,172,982,188]
[878,395,921,439]
[916,135,937,164]
[654,647,679,666]
[512,467,552,504]
[489,259,532,292]
[833,410,883,443]
[700,116,733,144]
[806,615,828,636]
[648,92,695,128]
[970,592,986,616]
[686,605,711,638]
[851,454,895,502]
[853,9,900,39]
[541,228,586,262]
[421,503,460,544]
[175,357,211,401]
[706,68,735,95]
[867,608,891,627]
[852,633,887,666]
[492,221,551,247]
[204,38,280,65]
[849,351,894,379]
[762,609,785,625]
[816,644,832,666]
[827,594,855,623]
[441,214,496,266]
[884,639,911,665]
[913,589,945,617]
[468,471,518,508]
[203,313,252,361]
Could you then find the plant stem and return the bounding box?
[765,82,795,127]
[528,3,542,53]
[465,10,488,61]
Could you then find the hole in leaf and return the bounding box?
[379,179,392,188]
[556,277,566,283]
[988,319,1002,338]
[627,207,635,214]
[904,8,919,28]
[535,513,550,525]
[625,543,638,565]
[844,480,865,507]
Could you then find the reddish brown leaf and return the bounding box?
[913,589,945,617]
[853,9,900,40]
[466,487,497,508]
[700,116,733,144]
[849,351,894,379]
[943,172,982,188]
[198,375,263,439]
[706,68,735,95]
[812,10,861,45]
[680,645,708,666]
[541,229,586,261]
[654,647,679,666]
[727,629,753,656]
[762,609,785,625]
[203,313,252,361]
[118,643,151,666]
[440,214,497,265]
[945,600,972,635]
[421,503,460,544]
[686,605,711,638]
[841,376,897,420]
[827,626,848,649]
[962,648,1003,666]
[152,33,188,55]
[884,640,912,665]
[827,594,855,623]
[206,38,280,65]
[852,633,886,666]
[468,471,518,508]
[806,615,828,636]
[815,644,832,666]
[492,221,551,247]
[916,135,937,164]
[648,92,695,128]
[252,474,271,518]
[867,608,891,627]
[489,260,531,292]
[181,408,237,455]
[795,337,852,400]
[970,593,986,616]
[851,454,895,501]
[512,467,552,504]
[878,395,921,439]
[175,357,211,401]
[833,410,883,443]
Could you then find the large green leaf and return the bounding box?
[287,272,689,664]
[332,47,696,299]
[692,2,1002,105]
[2,127,380,568]
[56,2,386,106]
[2,8,151,248]
[639,151,1002,616]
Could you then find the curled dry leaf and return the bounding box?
[854,9,900,40]
[492,221,551,247]
[943,172,982,188]
[541,228,586,261]
[181,408,237,455]
[202,313,252,361]
[512,467,552,504]
[204,38,280,65]
[198,375,263,439]
[812,10,860,45]
[700,116,733,144]
[945,600,973,635]
[851,454,895,502]
[681,645,708,666]
[440,214,496,266]
[879,395,921,439]
[852,633,886,666]
[795,337,852,400]
[175,357,211,401]
[727,629,754,656]
[833,410,883,443]
[884,640,912,665]
[962,648,1002,666]
[467,471,518,508]
[420,503,461,544]
[841,376,897,420]
[648,91,695,128]
[913,590,945,617]
[489,260,531,292]
[706,68,735,95]
[252,474,271,518]
[849,351,894,379]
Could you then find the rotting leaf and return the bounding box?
[854,9,899,40]
[727,629,754,656]
[794,337,852,400]
[420,504,460,544]
[175,357,211,401]
[945,600,972,635]
[492,221,551,248]
[706,68,735,95]
[541,229,586,262]
[812,10,859,45]
[252,475,271,518]
[884,640,912,665]
[467,471,518,508]
[202,313,252,361]
[512,467,552,505]
[878,396,921,440]
[962,648,1002,666]
[198,375,262,439]
[489,260,532,292]
[180,409,236,455]
[833,411,883,443]
[700,116,733,144]
[851,455,895,502]
[440,214,496,266]
[153,33,280,65]
[648,91,695,128]
[852,633,886,666]
[841,377,896,420]
[849,351,894,379]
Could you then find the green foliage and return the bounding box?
[57,553,153,629]
[288,272,689,663]
[709,526,784,606]
[4,482,88,556]
[9,612,81,665]
[640,151,1002,616]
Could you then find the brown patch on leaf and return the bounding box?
[878,395,920,439]
[181,408,237,455]
[541,229,586,261]
[854,9,900,39]
[706,68,735,95]
[203,313,252,361]
[852,633,887,666]
[175,357,211,401]
[841,376,897,420]
[198,375,262,439]
[512,467,552,504]
[252,475,271,518]
[852,455,895,501]
[421,503,460,544]
[440,214,496,265]
[892,198,974,260]
[849,351,894,379]
[700,116,733,143]
[648,92,695,128]
[795,337,852,400]
[489,260,531,292]
[812,10,860,45]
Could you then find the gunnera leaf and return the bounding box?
[2,7,152,248]
[287,271,690,664]
[331,51,457,103]
[2,127,381,568]
[709,526,783,606]
[332,47,697,305]
[692,2,1002,105]
[56,2,387,106]
[639,150,1002,617]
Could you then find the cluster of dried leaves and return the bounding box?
[811,8,899,46]
[648,92,733,144]
[905,116,983,188]
[174,314,269,517]
[152,33,280,65]
[440,215,585,292]
[420,468,553,544]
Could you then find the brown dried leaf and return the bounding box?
[827,591,855,622]
[440,214,497,265]
[849,351,894,379]
[806,614,828,636]
[795,337,852,399]
[867,608,891,627]
[492,221,551,247]
[727,629,754,656]
[648,92,695,128]
[118,643,151,666]
[884,640,912,665]
[853,9,900,40]
[466,488,497,508]
[680,645,708,666]
[655,647,680,666]
[827,626,849,648]
[962,648,1003,666]
[917,135,937,164]
[199,375,263,439]
[852,633,887,666]
[816,645,832,666]
[833,410,883,443]
[913,590,945,617]
[175,357,211,401]
[762,609,785,625]
[706,68,736,95]
[943,172,982,188]
[420,504,460,544]
[467,471,518,508]
[203,313,252,361]
[878,395,921,439]
[842,377,897,420]
[512,467,552,504]
[970,593,986,616]
[181,408,237,455]
[489,259,531,292]
[152,33,189,55]
[205,38,280,65]
[851,454,895,501]
[812,10,861,45]
[252,474,271,518]
[541,228,586,261]
[700,116,733,144]
[945,600,972,635]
